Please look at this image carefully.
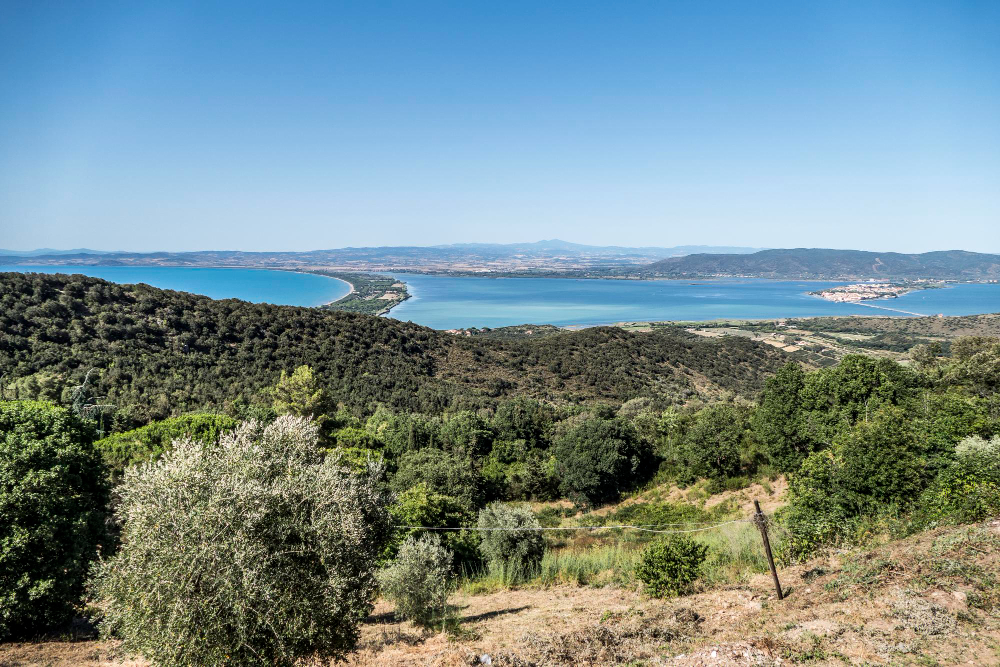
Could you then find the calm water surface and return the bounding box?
[4,265,351,307]
[388,274,1000,329]
[6,265,999,328]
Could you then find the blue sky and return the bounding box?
[2,1,998,253]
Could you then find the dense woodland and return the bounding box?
[0,272,787,429]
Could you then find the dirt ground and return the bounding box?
[5,521,1000,666]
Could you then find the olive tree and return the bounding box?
[91,416,391,666]
[377,533,455,627]
[477,502,545,580]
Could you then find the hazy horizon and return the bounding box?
[2,240,999,257]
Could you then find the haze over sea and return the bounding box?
[9,265,1000,329]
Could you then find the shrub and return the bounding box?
[0,401,109,639]
[681,403,754,482]
[270,365,328,419]
[377,533,455,627]
[390,448,485,513]
[91,416,391,666]
[553,416,654,506]
[477,502,545,579]
[481,439,559,501]
[94,413,237,480]
[781,407,927,559]
[634,535,708,598]
[955,434,1000,457]
[389,483,480,571]
[779,451,849,559]
[917,450,1000,526]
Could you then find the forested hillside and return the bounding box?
[647,248,1000,279]
[0,272,787,428]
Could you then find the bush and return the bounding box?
[91,416,391,666]
[377,533,455,627]
[779,451,849,559]
[634,535,708,598]
[955,434,1000,457]
[477,502,546,580]
[481,439,559,501]
[917,449,1000,526]
[681,403,754,481]
[390,448,485,513]
[0,401,109,639]
[781,407,927,559]
[389,483,480,571]
[94,413,237,480]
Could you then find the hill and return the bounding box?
[0,272,787,426]
[647,248,1000,280]
[0,248,113,257]
[0,241,763,273]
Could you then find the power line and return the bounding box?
[394,518,752,535]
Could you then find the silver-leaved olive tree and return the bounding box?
[92,416,391,666]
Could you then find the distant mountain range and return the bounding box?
[0,248,113,257]
[0,240,764,271]
[646,248,1000,280]
[5,243,998,280]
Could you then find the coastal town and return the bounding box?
[810,280,938,303]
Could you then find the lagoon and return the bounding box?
[388,274,1000,329]
[5,265,1000,329]
[3,265,351,307]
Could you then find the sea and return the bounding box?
[4,265,1000,329]
[387,274,1000,329]
[3,265,351,307]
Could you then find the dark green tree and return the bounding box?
[553,416,653,506]
[751,362,809,470]
[0,401,109,638]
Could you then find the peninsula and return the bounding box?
[309,271,410,315]
[809,281,941,303]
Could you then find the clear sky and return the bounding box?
[2,1,998,253]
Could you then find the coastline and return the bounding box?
[299,270,411,316]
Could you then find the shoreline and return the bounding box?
[299,270,411,316]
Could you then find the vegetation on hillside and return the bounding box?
[3,270,1000,663]
[647,247,1000,280]
[0,272,787,428]
[0,401,108,639]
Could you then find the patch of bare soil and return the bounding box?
[7,523,1000,666]
[346,522,1000,666]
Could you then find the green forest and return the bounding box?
[3,270,1000,661]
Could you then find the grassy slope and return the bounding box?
[9,483,999,666]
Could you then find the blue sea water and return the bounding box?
[387,274,1000,329]
[5,265,999,328]
[3,265,351,307]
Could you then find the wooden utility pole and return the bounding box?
[753,499,783,600]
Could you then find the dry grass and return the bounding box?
[15,521,1000,665]
[9,484,1000,667]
